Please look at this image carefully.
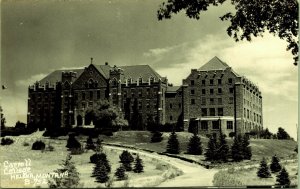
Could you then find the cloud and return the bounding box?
[15,73,47,87]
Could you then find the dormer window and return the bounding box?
[149,77,155,84]
[88,79,94,88]
[127,78,132,85]
[138,77,143,85]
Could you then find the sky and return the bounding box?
[1,0,298,139]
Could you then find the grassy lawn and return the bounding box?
[0,131,176,188]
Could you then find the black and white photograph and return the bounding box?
[0,0,298,188]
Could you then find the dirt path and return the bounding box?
[104,145,218,187]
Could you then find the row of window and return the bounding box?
[191,97,234,105]
[243,108,262,123]
[190,87,234,95]
[200,120,233,130]
[201,108,224,116]
[190,78,234,86]
[111,77,156,86]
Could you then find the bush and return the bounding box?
[133,155,144,173]
[32,140,46,150]
[85,136,96,151]
[119,150,134,171]
[229,132,235,138]
[90,153,111,173]
[166,131,180,154]
[92,160,110,183]
[270,155,282,173]
[70,147,84,155]
[257,157,271,178]
[1,137,14,145]
[187,133,202,155]
[66,134,81,149]
[276,167,290,187]
[115,165,127,180]
[150,131,163,143]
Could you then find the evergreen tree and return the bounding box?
[231,134,244,162]
[115,165,127,180]
[92,160,109,183]
[85,136,96,151]
[216,130,229,162]
[119,150,134,171]
[150,130,163,143]
[66,134,81,150]
[277,127,291,140]
[95,136,103,153]
[90,153,111,173]
[166,131,180,154]
[276,167,290,187]
[270,155,282,173]
[242,134,252,160]
[187,133,202,155]
[133,154,144,173]
[257,157,271,178]
[204,135,217,162]
[48,154,80,188]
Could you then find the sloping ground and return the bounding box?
[101,131,298,162]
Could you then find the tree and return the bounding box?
[92,160,110,183]
[204,135,217,162]
[66,134,81,150]
[277,127,290,140]
[119,150,134,171]
[242,134,252,160]
[217,130,229,162]
[270,155,282,173]
[133,154,144,173]
[259,128,272,139]
[175,113,184,132]
[48,154,80,188]
[166,131,180,154]
[257,157,271,178]
[95,136,103,153]
[115,165,127,180]
[93,100,128,131]
[276,167,290,187]
[187,133,202,155]
[90,153,111,174]
[231,134,244,162]
[157,0,298,65]
[85,136,96,151]
[0,106,6,129]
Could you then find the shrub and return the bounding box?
[85,136,96,151]
[70,147,84,155]
[166,131,180,154]
[187,133,202,155]
[66,134,81,149]
[115,165,127,180]
[229,132,235,138]
[270,155,281,173]
[231,134,244,162]
[242,134,252,160]
[150,131,163,143]
[257,157,271,178]
[92,160,110,183]
[204,135,217,161]
[276,167,290,187]
[119,150,134,171]
[133,154,144,173]
[90,153,111,173]
[1,137,14,145]
[48,154,80,188]
[32,140,46,150]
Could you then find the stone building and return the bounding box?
[27,56,263,136]
[181,56,263,136]
[27,60,168,129]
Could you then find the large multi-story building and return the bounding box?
[27,56,263,136]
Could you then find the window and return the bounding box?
[210,89,214,95]
[82,92,86,100]
[218,88,222,94]
[191,80,195,86]
[247,109,249,119]
[82,102,86,109]
[149,77,154,84]
[170,116,173,121]
[228,78,233,84]
[212,121,220,130]
[201,108,207,116]
[138,90,142,97]
[202,89,206,95]
[202,80,206,85]
[218,79,222,85]
[191,89,195,95]
[191,99,195,105]
[210,79,214,85]
[138,77,143,84]
[227,121,233,129]
[201,98,206,105]
[218,108,223,116]
[229,97,233,104]
[209,108,215,116]
[229,88,234,93]
[127,78,132,84]
[201,121,208,130]
[210,98,214,105]
[218,98,222,105]
[244,108,246,117]
[97,90,100,99]
[170,103,173,109]
[90,91,93,99]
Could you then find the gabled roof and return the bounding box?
[119,65,163,82]
[198,56,230,71]
[39,68,84,85]
[38,64,164,85]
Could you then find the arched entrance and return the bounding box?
[77,115,83,126]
